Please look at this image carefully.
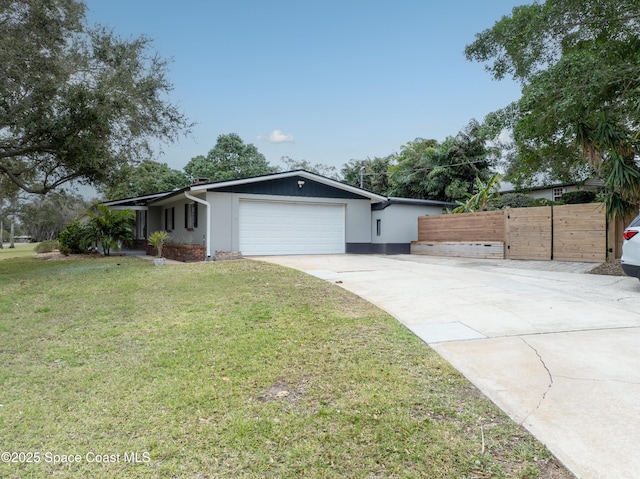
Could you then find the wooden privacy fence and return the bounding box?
[413,203,615,263]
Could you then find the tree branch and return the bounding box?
[0,143,56,160]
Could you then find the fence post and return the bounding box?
[504,207,510,259]
[550,205,554,260]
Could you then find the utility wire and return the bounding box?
[358,158,491,178]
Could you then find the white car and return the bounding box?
[621,214,640,280]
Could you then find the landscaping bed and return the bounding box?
[588,260,624,276]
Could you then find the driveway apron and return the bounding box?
[256,254,640,479]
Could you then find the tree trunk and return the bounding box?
[9,221,15,248]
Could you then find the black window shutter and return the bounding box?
[171,207,175,230]
[184,204,189,228]
[164,209,168,230]
[193,203,198,228]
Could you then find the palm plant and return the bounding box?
[148,230,169,258]
[452,173,501,213]
[86,204,135,255]
[573,113,640,219]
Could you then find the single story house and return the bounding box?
[104,170,453,260]
[499,178,603,202]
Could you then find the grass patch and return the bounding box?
[0,256,573,478]
[0,242,38,260]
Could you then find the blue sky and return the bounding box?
[83,0,524,174]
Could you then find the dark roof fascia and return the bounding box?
[108,170,391,207]
[146,185,193,205]
[372,197,456,210]
[102,191,174,207]
[189,169,388,203]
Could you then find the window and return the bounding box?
[185,202,198,230]
[553,187,565,202]
[165,207,175,231]
[136,210,147,239]
[376,219,381,236]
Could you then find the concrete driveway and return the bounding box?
[256,254,640,479]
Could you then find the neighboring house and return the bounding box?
[499,178,603,202]
[103,170,452,259]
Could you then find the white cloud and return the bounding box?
[258,129,294,143]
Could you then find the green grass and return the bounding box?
[0,242,38,260]
[0,256,572,478]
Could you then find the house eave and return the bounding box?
[105,170,391,208]
[372,197,456,210]
[102,192,170,207]
[190,169,388,203]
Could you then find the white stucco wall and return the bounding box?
[208,192,234,252]
[150,194,207,246]
[528,185,594,201]
[206,192,373,252]
[147,206,163,237]
[372,204,446,244]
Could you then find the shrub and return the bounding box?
[530,198,558,206]
[58,220,91,254]
[490,194,562,209]
[490,193,537,209]
[148,230,169,258]
[34,240,59,253]
[559,190,597,204]
[86,205,135,256]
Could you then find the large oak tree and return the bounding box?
[184,133,277,182]
[0,0,190,194]
[102,160,189,200]
[466,0,640,215]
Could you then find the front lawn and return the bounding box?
[0,256,572,478]
[0,242,37,260]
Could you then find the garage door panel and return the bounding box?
[239,201,345,255]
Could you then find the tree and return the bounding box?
[184,134,277,182]
[19,190,90,241]
[388,121,496,201]
[279,156,340,180]
[341,156,394,195]
[0,178,21,248]
[102,160,189,200]
[0,0,190,195]
[465,0,640,217]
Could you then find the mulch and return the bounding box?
[35,251,102,261]
[587,261,625,276]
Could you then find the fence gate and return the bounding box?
[505,206,552,260]
[553,203,606,262]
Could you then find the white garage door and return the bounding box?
[239,200,345,255]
